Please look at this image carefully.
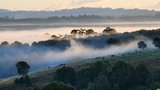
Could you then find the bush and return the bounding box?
[55,66,76,86]
[42,82,74,90]
[14,75,31,86]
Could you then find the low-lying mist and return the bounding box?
[1,27,160,78]
[0,38,156,78]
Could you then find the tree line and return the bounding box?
[11,60,160,90]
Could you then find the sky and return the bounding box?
[0,0,159,11]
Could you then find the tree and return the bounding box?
[102,27,117,35]
[15,61,31,86]
[55,66,76,86]
[76,61,110,90]
[153,37,160,49]
[0,41,9,46]
[15,61,30,76]
[71,29,78,35]
[42,82,74,90]
[135,64,151,86]
[109,61,135,90]
[107,38,121,45]
[137,41,147,50]
[51,35,60,39]
[86,75,110,90]
[86,29,94,35]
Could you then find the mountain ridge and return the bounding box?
[0,7,159,19]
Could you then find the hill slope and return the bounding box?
[0,49,160,89]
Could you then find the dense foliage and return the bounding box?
[137,41,147,49]
[153,37,160,49]
[15,61,30,76]
[55,66,76,86]
[54,61,160,90]
[42,82,74,90]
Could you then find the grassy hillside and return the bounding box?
[1,49,160,90]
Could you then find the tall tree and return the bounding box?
[15,61,30,76]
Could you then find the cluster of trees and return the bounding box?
[70,29,95,35]
[0,28,160,53]
[49,61,160,90]
[9,61,74,90]
[102,27,117,35]
[3,59,159,90]
[0,39,71,53]
[70,27,117,36]
[0,41,29,48]
[106,36,160,50]
[2,13,160,23]
[48,15,104,20]
[137,37,160,50]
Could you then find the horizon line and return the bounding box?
[0,7,159,12]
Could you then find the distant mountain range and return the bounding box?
[0,7,159,19]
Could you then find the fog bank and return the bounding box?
[0,38,156,78]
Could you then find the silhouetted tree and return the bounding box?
[137,41,147,50]
[153,37,160,49]
[71,29,78,35]
[86,29,94,35]
[15,61,31,86]
[51,35,60,39]
[15,61,30,76]
[0,41,9,46]
[103,27,117,35]
[13,41,22,45]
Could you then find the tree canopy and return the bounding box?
[15,61,30,76]
[137,41,147,50]
[153,37,160,49]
